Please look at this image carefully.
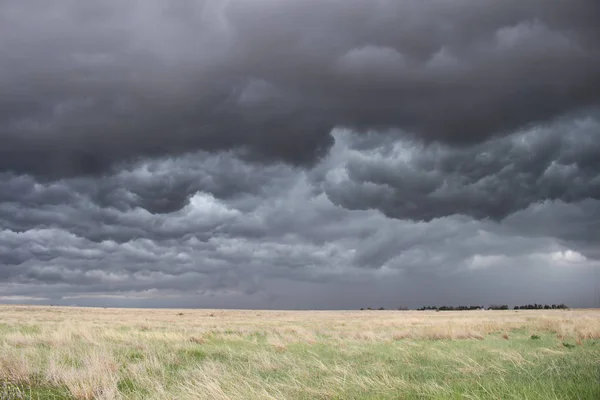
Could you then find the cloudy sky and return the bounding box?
[1,0,600,309]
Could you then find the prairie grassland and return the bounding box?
[0,306,599,399]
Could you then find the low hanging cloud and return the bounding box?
[1,129,599,307]
[323,115,600,221]
[1,1,599,308]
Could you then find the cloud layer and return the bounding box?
[2,0,599,177]
[1,1,599,308]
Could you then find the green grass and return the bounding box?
[4,339,600,399]
[85,332,598,399]
[1,307,599,399]
[1,381,73,400]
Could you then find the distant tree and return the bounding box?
[512,303,568,310]
[488,304,509,310]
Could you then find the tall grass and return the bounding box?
[1,306,599,399]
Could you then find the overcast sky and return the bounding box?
[1,0,600,309]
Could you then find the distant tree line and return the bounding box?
[417,304,570,311]
[417,305,486,311]
[513,304,568,310]
[359,303,569,311]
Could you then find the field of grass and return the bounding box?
[0,306,599,399]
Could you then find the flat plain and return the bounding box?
[0,305,599,399]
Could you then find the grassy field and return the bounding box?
[0,306,599,399]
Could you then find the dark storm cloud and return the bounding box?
[1,141,597,308]
[0,150,293,241]
[323,115,600,221]
[1,0,599,177]
[1,1,600,308]
[504,199,600,260]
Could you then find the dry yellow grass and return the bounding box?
[2,306,599,340]
[1,306,599,399]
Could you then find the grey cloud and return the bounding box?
[323,115,600,221]
[504,199,600,260]
[1,1,599,309]
[1,144,597,308]
[0,149,297,244]
[1,0,599,177]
